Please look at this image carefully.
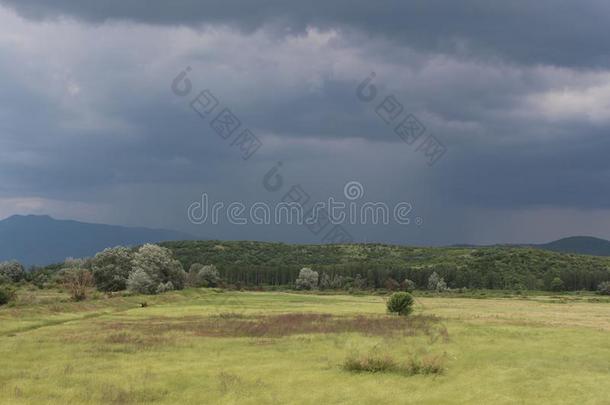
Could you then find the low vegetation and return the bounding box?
[343,350,444,376]
[0,289,607,404]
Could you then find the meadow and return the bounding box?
[0,289,609,404]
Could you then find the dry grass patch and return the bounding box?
[103,313,448,340]
[103,332,175,351]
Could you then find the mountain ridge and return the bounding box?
[0,214,194,266]
[2,214,610,266]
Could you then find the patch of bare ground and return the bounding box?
[101,313,449,340]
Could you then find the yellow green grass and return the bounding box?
[0,290,609,404]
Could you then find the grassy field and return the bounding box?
[0,290,609,404]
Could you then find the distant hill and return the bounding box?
[0,215,193,266]
[536,236,610,256]
[449,236,610,257]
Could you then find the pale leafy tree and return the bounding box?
[63,257,88,269]
[319,273,331,290]
[61,268,94,301]
[330,274,346,289]
[597,281,610,295]
[295,267,318,290]
[127,268,156,294]
[198,265,220,287]
[91,246,133,292]
[0,261,25,283]
[156,281,175,294]
[428,272,447,292]
[402,279,416,293]
[131,244,186,292]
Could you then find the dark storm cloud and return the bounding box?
[1,1,610,244]
[2,0,610,68]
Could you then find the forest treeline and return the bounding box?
[160,241,610,291]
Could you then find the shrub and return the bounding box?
[30,272,51,289]
[387,292,414,316]
[295,268,318,290]
[343,353,398,373]
[91,247,134,292]
[127,268,156,294]
[343,351,444,376]
[61,268,94,301]
[550,277,564,292]
[407,355,445,375]
[0,287,15,305]
[597,281,610,295]
[401,279,416,293]
[0,261,25,283]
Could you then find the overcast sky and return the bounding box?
[1,0,609,245]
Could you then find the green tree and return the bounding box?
[132,244,186,291]
[295,268,318,290]
[189,264,220,287]
[0,261,25,283]
[550,277,564,292]
[61,268,93,301]
[401,279,416,293]
[387,292,414,316]
[127,268,156,294]
[91,247,133,292]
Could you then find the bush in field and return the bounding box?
[401,279,416,293]
[127,268,156,294]
[550,277,565,292]
[61,268,94,301]
[188,264,220,287]
[132,244,186,292]
[597,281,610,295]
[386,292,414,316]
[0,286,15,305]
[343,352,398,373]
[343,350,444,375]
[91,247,133,292]
[428,272,447,292]
[295,267,318,290]
[0,261,25,283]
